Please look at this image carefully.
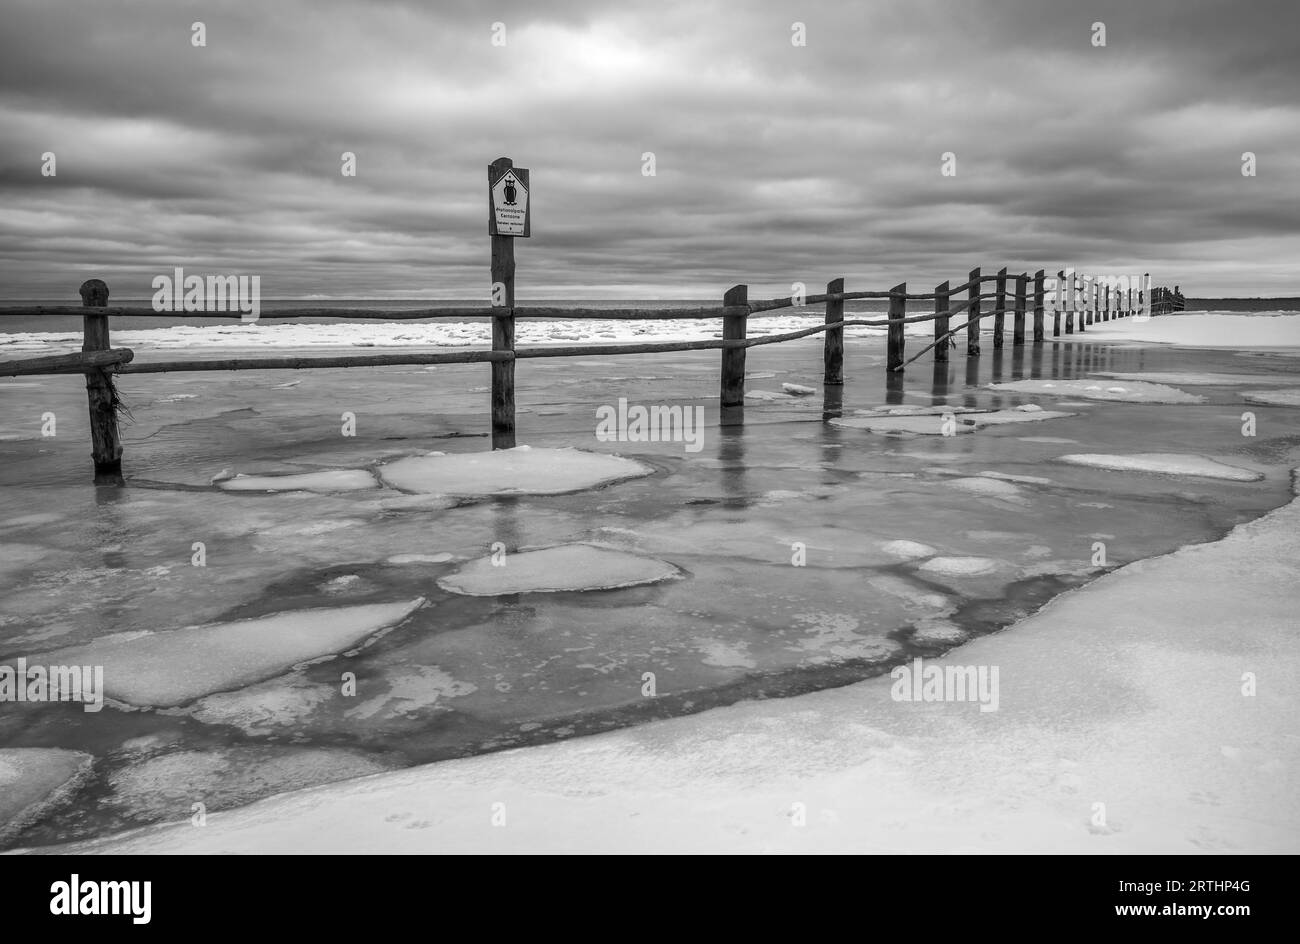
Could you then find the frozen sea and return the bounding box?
[2,310,1299,848]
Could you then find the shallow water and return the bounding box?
[2,333,1297,847]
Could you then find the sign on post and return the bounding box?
[489,165,530,237]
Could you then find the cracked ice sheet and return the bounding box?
[26,599,425,708]
[1056,454,1263,482]
[57,471,1300,854]
[988,379,1203,404]
[378,446,653,496]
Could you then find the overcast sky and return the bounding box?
[1,0,1296,300]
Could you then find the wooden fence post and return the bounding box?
[934,280,950,362]
[967,267,981,356]
[1013,273,1027,345]
[823,277,844,384]
[1032,269,1045,343]
[1054,270,1064,337]
[489,156,516,450]
[79,279,122,476]
[1104,283,1111,321]
[993,266,1007,349]
[1079,276,1089,331]
[721,284,747,407]
[1064,270,1074,334]
[887,283,906,371]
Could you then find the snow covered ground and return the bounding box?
[43,466,1300,854]
[1079,312,1300,348]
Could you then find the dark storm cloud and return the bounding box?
[0,0,1296,299]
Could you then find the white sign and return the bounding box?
[490,167,529,237]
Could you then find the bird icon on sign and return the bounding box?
[503,174,518,206]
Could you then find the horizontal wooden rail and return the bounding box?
[0,348,135,377]
[118,350,513,374]
[0,305,741,322]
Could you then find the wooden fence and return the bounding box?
[0,267,1167,479]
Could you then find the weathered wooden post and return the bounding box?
[79,279,122,477]
[1054,270,1064,337]
[1079,276,1089,331]
[721,284,748,407]
[967,267,981,356]
[1104,283,1111,321]
[1013,273,1027,345]
[993,267,1007,349]
[1064,270,1074,334]
[1032,270,1045,343]
[887,283,906,371]
[823,277,844,384]
[933,280,950,362]
[488,156,529,450]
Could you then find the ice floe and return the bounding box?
[1097,371,1296,387]
[218,470,377,492]
[781,383,817,396]
[1056,453,1263,481]
[988,379,1203,404]
[378,446,653,496]
[831,405,1073,435]
[0,748,93,841]
[1241,389,1300,407]
[918,556,1001,576]
[34,599,425,708]
[437,544,682,596]
[880,540,937,559]
[745,389,795,401]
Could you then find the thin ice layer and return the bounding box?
[218,470,377,492]
[438,544,681,596]
[31,599,425,708]
[988,379,1203,404]
[378,446,653,496]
